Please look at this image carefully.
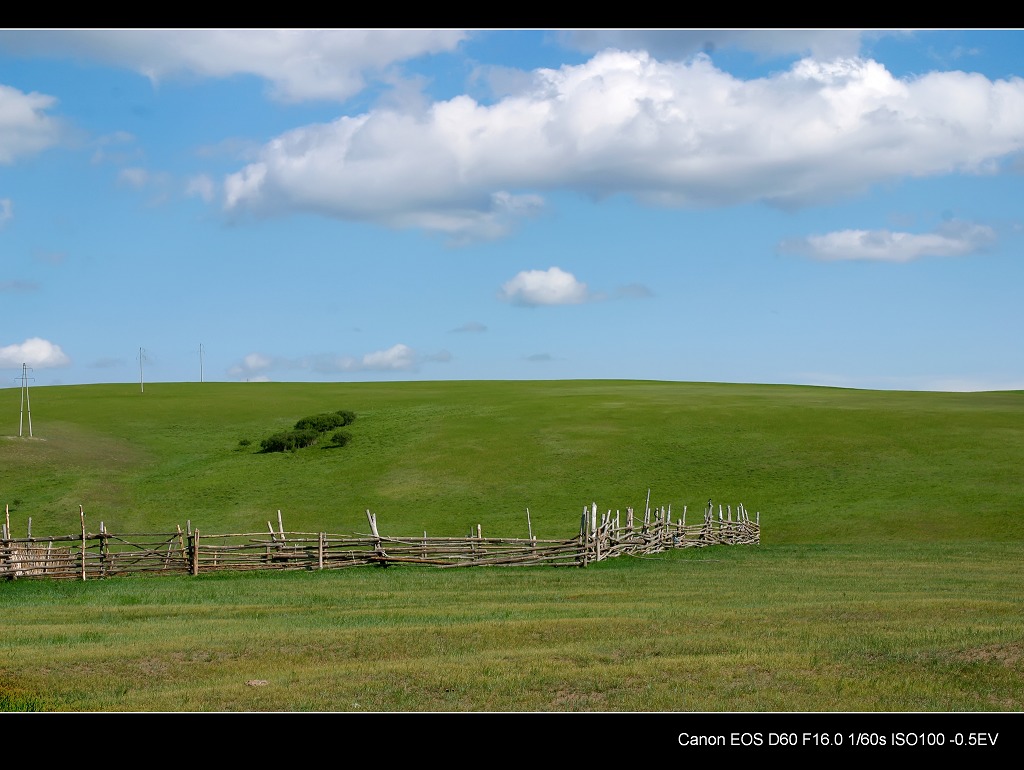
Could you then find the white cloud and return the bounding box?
[221,50,1024,238]
[0,280,38,292]
[0,83,61,163]
[359,343,416,371]
[0,337,70,368]
[228,343,442,378]
[118,167,148,188]
[185,174,216,203]
[0,197,11,226]
[90,131,139,165]
[781,221,997,262]
[0,30,467,103]
[562,30,871,60]
[242,352,273,372]
[500,267,590,307]
[116,166,173,205]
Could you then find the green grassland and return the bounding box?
[1,379,1022,712]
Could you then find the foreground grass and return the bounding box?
[2,542,1022,712]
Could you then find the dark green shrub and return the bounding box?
[238,438,251,448]
[329,430,351,447]
[260,428,321,453]
[294,411,355,432]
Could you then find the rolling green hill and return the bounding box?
[2,380,1021,543]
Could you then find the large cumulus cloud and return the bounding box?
[0,29,467,103]
[220,50,1024,240]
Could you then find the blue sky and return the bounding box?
[1,29,1022,391]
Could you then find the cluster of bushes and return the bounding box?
[249,410,357,453]
[294,410,355,432]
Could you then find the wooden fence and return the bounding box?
[1,498,759,581]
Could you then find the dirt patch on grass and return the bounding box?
[1,422,149,469]
[957,641,1024,666]
[549,686,609,710]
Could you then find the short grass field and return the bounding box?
[1,379,1022,712]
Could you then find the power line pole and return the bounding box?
[139,347,146,393]
[19,363,33,437]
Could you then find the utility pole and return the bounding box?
[19,363,33,437]
[139,347,146,393]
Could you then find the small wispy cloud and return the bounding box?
[228,343,448,379]
[90,130,140,165]
[185,174,216,203]
[525,353,554,362]
[116,166,173,205]
[614,283,654,299]
[780,221,997,262]
[0,197,11,226]
[450,321,487,333]
[0,280,38,292]
[118,167,149,188]
[33,249,66,265]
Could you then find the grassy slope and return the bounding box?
[1,380,1021,542]
[1,380,1022,713]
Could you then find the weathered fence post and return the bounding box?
[367,510,387,567]
[177,524,186,570]
[99,521,108,578]
[579,506,589,568]
[191,529,200,575]
[79,505,87,581]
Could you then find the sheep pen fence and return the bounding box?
[1,495,760,581]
